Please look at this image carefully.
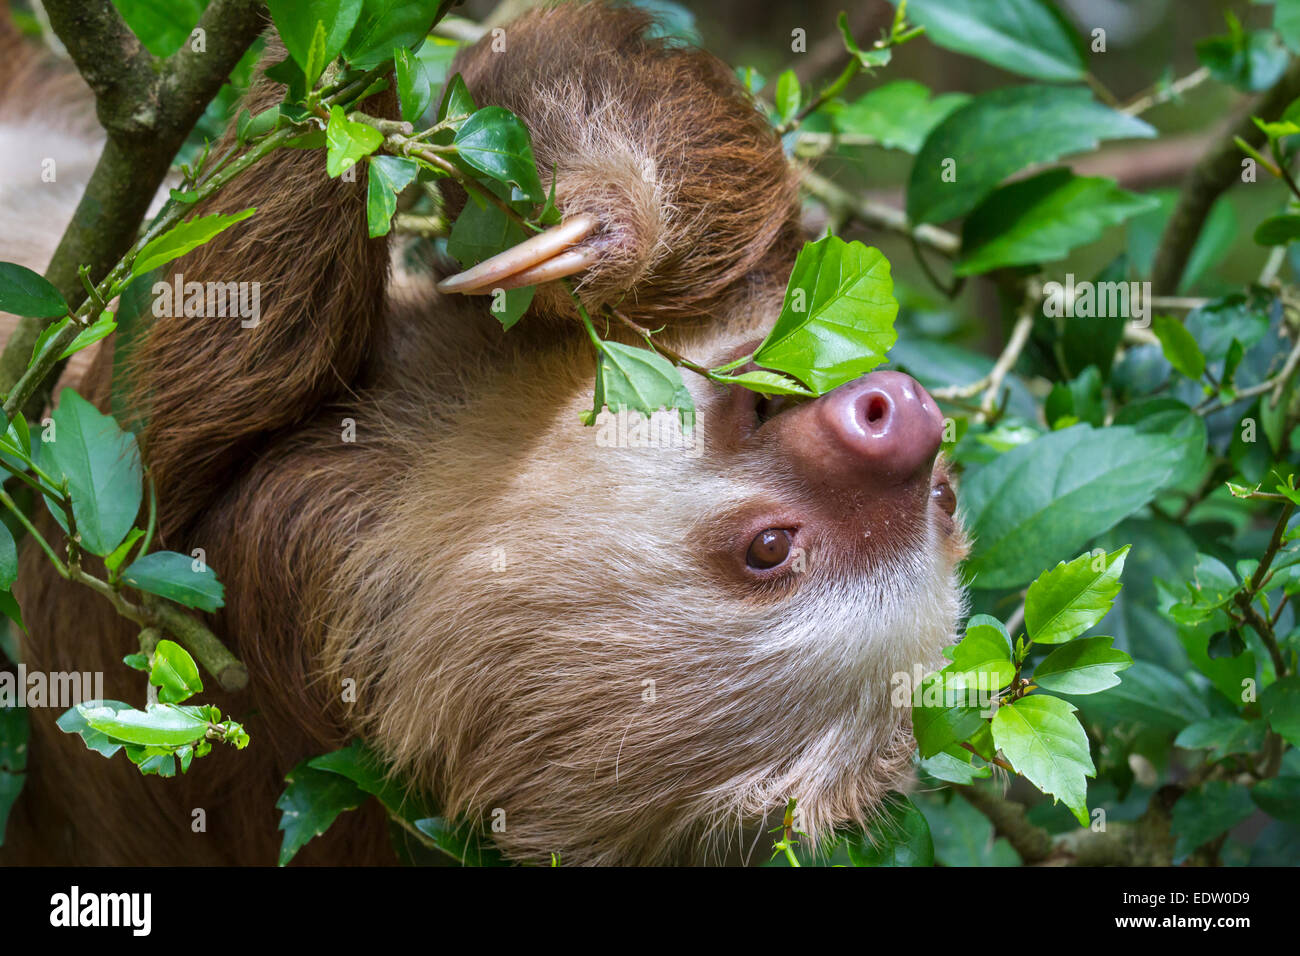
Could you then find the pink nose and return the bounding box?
[815,371,943,484]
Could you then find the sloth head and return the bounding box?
[331,322,968,864]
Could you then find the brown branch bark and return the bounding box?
[1152,59,1300,295]
[0,0,268,420]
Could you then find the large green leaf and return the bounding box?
[453,107,545,203]
[833,81,969,154]
[121,550,224,612]
[955,171,1157,275]
[1169,780,1254,862]
[961,425,1190,588]
[267,0,361,81]
[845,796,934,867]
[991,694,1093,825]
[0,262,69,318]
[892,0,1085,81]
[941,614,1014,693]
[344,0,444,69]
[1024,546,1129,645]
[751,236,898,393]
[45,389,142,556]
[77,701,209,748]
[908,86,1154,225]
[912,671,987,758]
[1261,676,1300,747]
[1032,636,1132,694]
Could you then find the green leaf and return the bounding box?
[941,614,1015,693]
[1175,717,1266,757]
[955,171,1158,276]
[0,703,28,772]
[1278,0,1300,56]
[395,46,432,124]
[707,369,814,397]
[1032,636,1132,694]
[132,209,257,277]
[445,190,535,330]
[751,236,898,394]
[1254,214,1300,247]
[908,86,1154,225]
[1169,780,1254,862]
[0,592,24,636]
[453,107,545,203]
[892,0,1085,81]
[276,761,368,866]
[918,747,992,784]
[0,262,69,318]
[1152,315,1206,380]
[366,154,419,238]
[837,11,891,69]
[46,389,142,556]
[920,792,1021,866]
[148,639,204,705]
[1261,675,1300,747]
[1024,546,1129,645]
[103,527,144,575]
[77,701,209,748]
[586,341,695,427]
[325,106,384,178]
[912,671,987,758]
[308,740,413,816]
[991,694,1093,825]
[59,311,117,360]
[1250,777,1300,825]
[436,73,477,134]
[56,701,125,758]
[267,0,362,83]
[961,425,1192,589]
[845,796,934,867]
[1197,20,1288,93]
[121,551,224,613]
[344,0,444,70]
[833,80,969,154]
[0,524,15,591]
[413,816,508,866]
[1067,660,1208,732]
[774,69,801,123]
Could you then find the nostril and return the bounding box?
[864,394,889,425]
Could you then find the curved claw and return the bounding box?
[436,213,597,294]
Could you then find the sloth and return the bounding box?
[3,2,967,865]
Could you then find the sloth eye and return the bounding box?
[746,528,792,569]
[932,480,957,516]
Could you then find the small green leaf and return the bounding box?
[0,262,68,318]
[838,11,892,69]
[132,209,257,277]
[46,389,143,556]
[912,671,987,758]
[122,653,149,672]
[752,236,899,394]
[1032,636,1132,694]
[413,816,508,866]
[366,154,419,238]
[59,311,116,360]
[918,747,992,784]
[1024,546,1130,645]
[395,46,433,123]
[436,73,477,135]
[845,796,934,867]
[708,369,814,397]
[775,69,801,123]
[453,106,545,203]
[1152,315,1206,380]
[992,694,1094,825]
[833,80,969,154]
[587,341,695,427]
[941,614,1015,693]
[1254,214,1300,246]
[326,106,385,178]
[121,551,224,613]
[149,639,204,704]
[276,761,367,866]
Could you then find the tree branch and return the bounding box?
[0,0,268,420]
[1152,59,1300,295]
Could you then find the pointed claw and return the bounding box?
[487,247,600,291]
[436,213,597,294]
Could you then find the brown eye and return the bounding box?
[747,529,792,569]
[932,480,956,516]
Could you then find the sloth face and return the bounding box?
[334,325,969,864]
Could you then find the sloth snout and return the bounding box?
[816,371,944,485]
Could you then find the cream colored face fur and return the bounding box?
[328,316,968,866]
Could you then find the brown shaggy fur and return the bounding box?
[3,2,966,866]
